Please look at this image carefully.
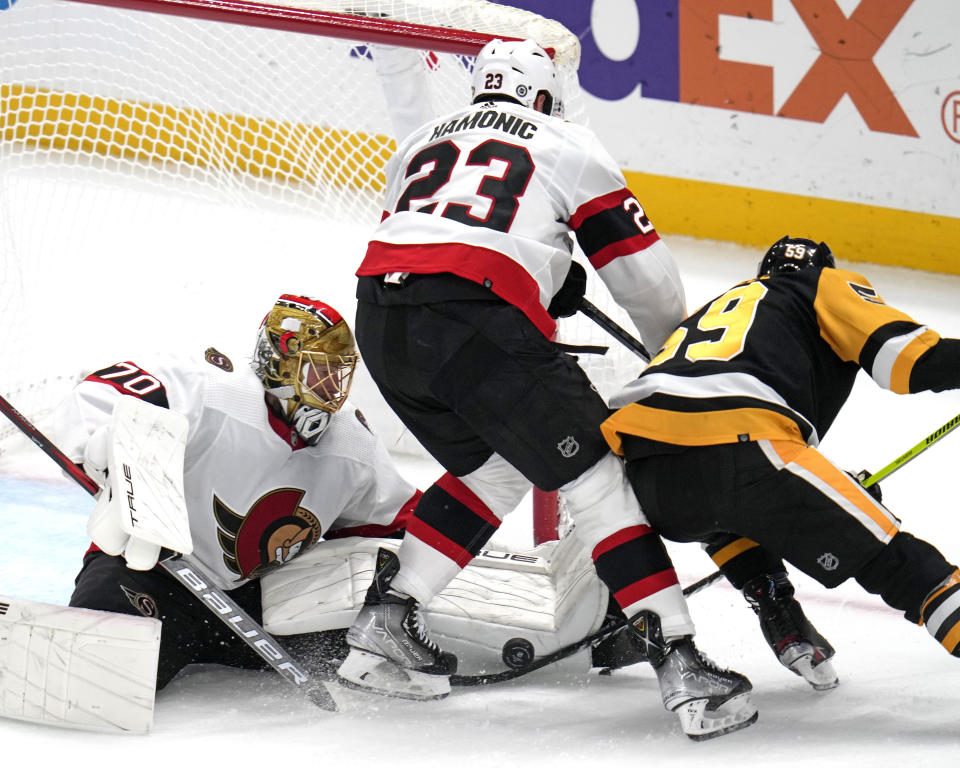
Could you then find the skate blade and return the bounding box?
[789,655,839,691]
[674,692,758,741]
[337,649,450,701]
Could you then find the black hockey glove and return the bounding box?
[851,469,882,503]
[547,260,587,319]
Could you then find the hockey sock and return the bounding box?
[392,474,503,600]
[921,568,960,656]
[704,535,787,590]
[592,525,692,639]
[404,473,502,568]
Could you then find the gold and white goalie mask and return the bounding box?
[253,294,358,443]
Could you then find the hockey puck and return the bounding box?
[501,637,535,669]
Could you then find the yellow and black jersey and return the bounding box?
[603,266,960,457]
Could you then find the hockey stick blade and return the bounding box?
[0,392,337,712]
[578,298,651,362]
[450,569,723,686]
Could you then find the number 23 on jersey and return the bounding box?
[395,138,534,234]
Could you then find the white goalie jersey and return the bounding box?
[52,347,420,590]
[357,99,686,351]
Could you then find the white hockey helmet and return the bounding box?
[252,294,358,437]
[471,38,563,118]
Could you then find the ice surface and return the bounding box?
[2,191,960,765]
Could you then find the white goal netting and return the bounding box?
[0,0,634,476]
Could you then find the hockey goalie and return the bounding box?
[0,293,619,734]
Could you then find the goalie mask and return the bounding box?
[757,236,836,278]
[471,38,563,118]
[253,294,358,443]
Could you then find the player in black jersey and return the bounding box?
[604,236,960,676]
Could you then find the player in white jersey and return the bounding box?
[55,294,421,688]
[341,38,756,740]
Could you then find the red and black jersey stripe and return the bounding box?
[591,525,679,610]
[85,362,169,409]
[568,189,660,269]
[405,473,501,568]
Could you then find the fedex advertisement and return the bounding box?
[1,0,956,270]
[503,1,960,273]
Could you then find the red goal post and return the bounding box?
[61,0,546,55]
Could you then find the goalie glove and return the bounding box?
[87,485,163,571]
[85,423,134,558]
[86,397,193,571]
[547,260,587,319]
[82,423,112,491]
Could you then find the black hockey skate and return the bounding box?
[592,596,648,672]
[629,610,757,741]
[337,548,457,700]
[742,571,838,690]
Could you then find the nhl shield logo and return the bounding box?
[557,436,579,458]
[817,552,840,571]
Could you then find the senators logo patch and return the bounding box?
[215,488,322,580]
[120,584,159,618]
[204,347,234,372]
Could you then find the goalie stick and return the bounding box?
[0,392,337,711]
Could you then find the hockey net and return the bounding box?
[0,0,637,539]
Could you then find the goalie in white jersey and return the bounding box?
[54,294,421,690]
[344,38,756,739]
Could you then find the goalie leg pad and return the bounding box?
[0,596,160,733]
[262,533,609,676]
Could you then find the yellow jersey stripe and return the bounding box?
[766,441,900,542]
[601,403,807,456]
[890,329,941,394]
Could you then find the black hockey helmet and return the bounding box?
[757,236,836,277]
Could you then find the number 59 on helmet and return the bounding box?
[757,236,836,277]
